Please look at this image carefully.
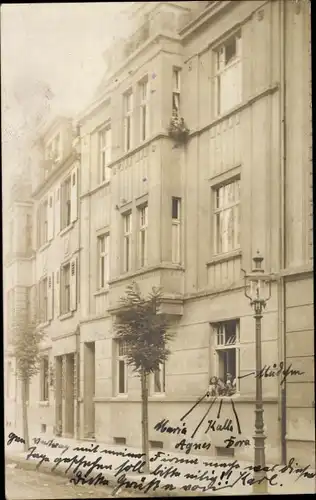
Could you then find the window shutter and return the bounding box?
[47,273,53,321]
[70,167,78,223]
[55,268,60,317]
[55,187,61,235]
[70,258,77,311]
[47,192,54,241]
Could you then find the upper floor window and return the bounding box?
[172,197,181,264]
[172,68,181,115]
[99,126,112,183]
[98,234,110,289]
[45,133,61,162]
[123,212,132,273]
[61,176,71,230]
[152,363,165,394]
[37,200,48,248]
[139,78,149,142]
[214,32,242,116]
[213,178,240,255]
[61,263,71,314]
[39,277,48,323]
[138,204,148,268]
[124,90,133,152]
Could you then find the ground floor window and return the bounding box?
[211,319,239,396]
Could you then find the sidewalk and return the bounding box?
[5,429,316,497]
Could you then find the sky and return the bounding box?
[1,2,134,192]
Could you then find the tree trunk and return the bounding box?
[21,379,29,451]
[141,370,150,473]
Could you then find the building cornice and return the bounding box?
[179,0,235,39]
[32,151,79,200]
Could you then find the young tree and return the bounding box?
[12,299,45,451]
[114,282,175,473]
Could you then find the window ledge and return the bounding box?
[38,241,51,253]
[94,287,109,297]
[39,401,49,407]
[206,248,242,266]
[59,311,73,321]
[59,223,74,237]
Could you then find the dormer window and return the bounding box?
[45,133,61,162]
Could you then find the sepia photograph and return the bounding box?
[2,1,314,498]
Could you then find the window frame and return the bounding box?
[214,31,242,116]
[39,276,48,323]
[139,78,149,142]
[171,197,181,264]
[60,175,72,230]
[138,204,148,268]
[99,124,112,183]
[61,263,71,314]
[213,319,240,394]
[152,363,166,395]
[40,355,49,402]
[123,211,132,273]
[98,233,110,289]
[117,340,128,395]
[123,89,133,152]
[212,177,240,256]
[172,67,181,115]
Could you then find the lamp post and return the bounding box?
[243,251,271,494]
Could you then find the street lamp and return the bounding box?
[243,251,271,494]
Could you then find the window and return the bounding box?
[213,178,240,254]
[61,176,71,229]
[123,212,132,272]
[153,363,165,394]
[40,356,49,401]
[39,277,48,323]
[45,133,61,162]
[124,90,133,151]
[213,320,239,394]
[99,126,112,182]
[172,197,181,264]
[38,200,48,248]
[117,340,128,394]
[214,32,242,115]
[98,234,110,289]
[172,68,181,115]
[61,263,70,314]
[138,204,148,267]
[139,79,149,141]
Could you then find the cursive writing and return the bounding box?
[52,453,112,476]
[33,437,69,455]
[7,432,25,446]
[238,362,304,385]
[26,446,50,469]
[224,435,251,448]
[175,438,211,455]
[205,418,234,433]
[69,470,109,486]
[154,418,187,435]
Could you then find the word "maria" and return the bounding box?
[154,419,187,435]
[205,419,233,433]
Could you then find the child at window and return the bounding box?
[207,376,218,396]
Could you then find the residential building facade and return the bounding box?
[4,0,313,467]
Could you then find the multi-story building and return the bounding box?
[4,0,313,467]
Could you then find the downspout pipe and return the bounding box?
[279,0,287,466]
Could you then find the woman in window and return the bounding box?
[207,376,219,397]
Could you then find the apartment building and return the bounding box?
[4,0,313,467]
